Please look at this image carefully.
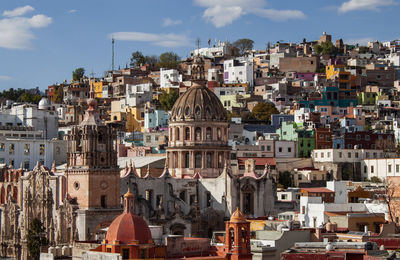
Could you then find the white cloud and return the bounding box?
[3,5,34,17]
[0,13,52,49]
[109,32,191,48]
[194,0,306,27]
[345,37,374,45]
[339,0,397,13]
[0,76,12,80]
[68,9,78,14]
[162,18,182,27]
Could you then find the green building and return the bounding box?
[276,122,315,157]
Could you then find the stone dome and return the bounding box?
[106,212,152,244]
[170,82,227,122]
[38,97,50,110]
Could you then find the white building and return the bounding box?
[125,82,152,107]
[0,101,59,139]
[312,149,385,163]
[191,41,229,58]
[223,59,254,87]
[277,188,300,202]
[361,158,400,182]
[0,136,66,170]
[160,68,182,89]
[275,140,296,158]
[144,109,170,131]
[213,87,246,98]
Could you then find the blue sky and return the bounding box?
[0,0,399,91]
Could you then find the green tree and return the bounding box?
[27,218,48,260]
[53,85,64,104]
[314,42,337,56]
[157,52,180,69]
[160,91,179,111]
[20,92,42,104]
[72,67,85,81]
[233,38,254,56]
[279,171,293,189]
[251,102,279,121]
[130,51,146,68]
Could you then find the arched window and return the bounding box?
[206,152,213,168]
[195,127,202,141]
[217,128,222,141]
[185,127,190,140]
[206,127,212,140]
[176,127,180,141]
[195,153,202,168]
[185,152,190,168]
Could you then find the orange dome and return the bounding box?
[230,208,246,223]
[106,212,152,244]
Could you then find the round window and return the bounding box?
[74,181,80,190]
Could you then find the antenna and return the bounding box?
[112,38,115,71]
[196,37,201,55]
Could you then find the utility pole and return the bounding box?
[112,38,115,71]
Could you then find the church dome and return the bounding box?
[230,208,246,223]
[38,97,50,110]
[170,82,227,122]
[105,213,152,244]
[105,190,152,244]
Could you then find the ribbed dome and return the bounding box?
[230,208,246,223]
[170,82,227,122]
[106,212,152,244]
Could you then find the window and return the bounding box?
[371,166,374,173]
[313,174,317,180]
[366,152,370,158]
[327,152,331,158]
[185,127,190,140]
[206,152,213,168]
[101,195,107,208]
[206,192,211,207]
[281,194,287,200]
[179,190,186,202]
[185,152,190,168]
[288,147,292,153]
[195,153,202,168]
[278,147,282,153]
[321,152,324,158]
[9,144,14,155]
[302,206,305,214]
[389,165,392,173]
[298,174,302,180]
[24,160,29,170]
[122,249,130,259]
[355,152,358,158]
[364,165,367,173]
[9,159,14,168]
[195,127,202,141]
[366,135,370,141]
[146,190,153,206]
[24,144,30,155]
[396,164,399,173]
[339,152,342,158]
[348,152,351,158]
[0,143,4,151]
[206,127,212,140]
[146,136,151,142]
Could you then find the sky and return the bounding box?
[0,0,399,91]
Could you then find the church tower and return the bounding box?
[65,94,121,240]
[224,208,252,260]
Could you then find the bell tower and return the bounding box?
[65,94,121,240]
[224,208,252,260]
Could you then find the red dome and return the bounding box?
[106,212,152,244]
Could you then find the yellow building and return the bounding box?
[220,94,250,112]
[90,79,105,98]
[126,106,143,132]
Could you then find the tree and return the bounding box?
[72,67,85,81]
[370,176,382,183]
[314,42,337,56]
[233,38,254,56]
[130,51,146,68]
[53,85,64,104]
[19,92,42,104]
[27,218,48,260]
[279,171,293,188]
[251,102,279,121]
[157,52,180,69]
[160,91,179,111]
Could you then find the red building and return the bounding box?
[315,128,333,149]
[343,131,394,150]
